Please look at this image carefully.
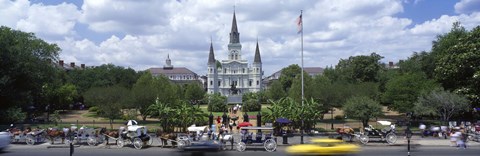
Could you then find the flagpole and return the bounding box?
[300,9,305,144]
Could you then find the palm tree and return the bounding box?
[147,97,174,132]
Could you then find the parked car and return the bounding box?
[0,132,10,151]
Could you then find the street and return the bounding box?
[2,144,479,156]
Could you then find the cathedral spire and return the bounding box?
[208,40,216,64]
[254,39,261,63]
[229,9,240,44]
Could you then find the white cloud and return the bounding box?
[455,0,480,14]
[3,0,480,77]
[16,2,80,38]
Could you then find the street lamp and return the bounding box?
[406,126,412,156]
[406,112,413,156]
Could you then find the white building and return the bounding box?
[207,10,263,98]
[149,55,200,84]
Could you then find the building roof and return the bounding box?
[149,67,198,75]
[208,41,216,64]
[303,67,324,74]
[254,41,261,63]
[229,10,240,44]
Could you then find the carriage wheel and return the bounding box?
[236,142,246,152]
[87,136,97,146]
[96,135,105,144]
[177,140,186,149]
[117,138,125,148]
[147,135,153,146]
[65,138,73,146]
[386,133,397,145]
[359,134,369,145]
[39,134,47,143]
[264,139,277,152]
[26,136,35,145]
[133,138,143,150]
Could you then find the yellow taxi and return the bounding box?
[285,138,360,155]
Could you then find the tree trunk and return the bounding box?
[362,119,369,128]
[142,115,147,121]
[110,119,113,130]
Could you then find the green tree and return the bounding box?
[131,72,157,121]
[414,89,470,125]
[84,85,129,129]
[1,107,26,123]
[206,93,227,112]
[342,96,383,127]
[279,64,302,92]
[266,80,286,101]
[382,72,438,113]
[288,73,314,104]
[147,98,174,132]
[432,24,480,107]
[242,92,262,112]
[334,53,385,83]
[185,83,206,107]
[0,26,60,118]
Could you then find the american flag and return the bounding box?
[296,14,302,34]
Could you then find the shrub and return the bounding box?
[88,106,99,113]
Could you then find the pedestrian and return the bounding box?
[229,121,233,132]
[450,129,457,147]
[459,128,467,149]
[216,116,221,124]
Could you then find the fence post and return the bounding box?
[93,120,95,127]
[76,120,79,126]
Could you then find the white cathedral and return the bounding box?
[207,10,263,99]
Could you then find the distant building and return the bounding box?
[54,60,86,71]
[386,61,400,69]
[207,10,263,97]
[149,55,200,84]
[263,67,324,89]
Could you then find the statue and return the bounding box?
[230,84,238,95]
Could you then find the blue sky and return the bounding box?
[1,0,480,76]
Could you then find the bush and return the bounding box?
[207,94,227,112]
[243,99,261,112]
[122,109,138,121]
[88,106,99,113]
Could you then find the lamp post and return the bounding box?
[406,126,412,156]
[331,108,334,130]
[406,112,413,156]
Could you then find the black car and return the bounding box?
[180,140,223,152]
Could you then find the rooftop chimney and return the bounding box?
[70,62,75,68]
[59,60,64,67]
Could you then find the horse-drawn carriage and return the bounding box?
[358,121,397,145]
[104,120,153,149]
[5,126,46,145]
[176,125,234,150]
[63,125,104,146]
[236,126,277,152]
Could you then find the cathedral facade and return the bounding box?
[207,11,262,97]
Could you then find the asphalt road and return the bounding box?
[1,144,479,156]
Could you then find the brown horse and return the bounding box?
[100,127,119,145]
[336,127,355,142]
[46,128,65,144]
[156,130,177,148]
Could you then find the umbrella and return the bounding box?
[276,118,291,124]
[377,121,392,126]
[238,122,253,128]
